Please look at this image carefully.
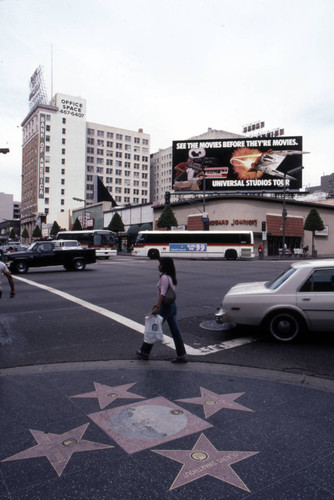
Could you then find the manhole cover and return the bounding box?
[199,320,236,331]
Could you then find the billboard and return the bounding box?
[172,136,306,193]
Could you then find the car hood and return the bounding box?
[227,281,268,295]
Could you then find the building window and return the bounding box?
[143,139,148,145]
[62,138,66,145]
[87,138,94,145]
[62,118,66,124]
[107,132,113,138]
[115,161,122,167]
[62,128,66,134]
[62,159,65,164]
[87,157,94,163]
[97,158,104,165]
[87,128,94,135]
[46,125,51,131]
[97,167,104,173]
[97,148,104,155]
[116,143,122,149]
[45,198,49,204]
[106,159,113,166]
[61,189,65,195]
[97,130,104,137]
[46,136,50,142]
[125,135,131,142]
[45,177,50,183]
[61,168,65,175]
[61,179,65,185]
[134,137,140,143]
[97,140,104,146]
[125,153,131,159]
[116,133,123,140]
[62,148,65,154]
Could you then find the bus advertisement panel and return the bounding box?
[172,136,306,193]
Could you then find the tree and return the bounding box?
[157,205,178,230]
[50,220,61,237]
[32,225,42,238]
[108,212,125,252]
[304,208,324,257]
[72,218,82,230]
[9,228,17,240]
[21,227,29,240]
[108,212,125,233]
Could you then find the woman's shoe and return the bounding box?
[136,350,149,360]
[171,357,188,364]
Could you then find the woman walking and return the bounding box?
[137,257,188,363]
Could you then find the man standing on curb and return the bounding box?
[0,261,15,299]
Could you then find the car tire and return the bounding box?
[225,249,237,261]
[148,249,160,260]
[73,259,86,271]
[266,310,305,342]
[14,261,28,274]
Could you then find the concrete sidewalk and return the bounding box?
[1,360,333,499]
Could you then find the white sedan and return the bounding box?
[215,259,334,342]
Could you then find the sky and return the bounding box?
[1,0,333,201]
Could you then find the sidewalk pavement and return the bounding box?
[1,360,333,499]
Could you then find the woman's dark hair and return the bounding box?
[159,257,177,285]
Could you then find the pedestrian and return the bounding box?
[258,243,264,260]
[0,260,15,299]
[137,257,188,363]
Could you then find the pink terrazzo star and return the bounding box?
[153,433,258,491]
[176,387,254,418]
[71,381,145,409]
[2,423,113,476]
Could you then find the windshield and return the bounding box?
[28,242,38,251]
[265,267,297,290]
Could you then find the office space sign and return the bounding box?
[172,136,306,193]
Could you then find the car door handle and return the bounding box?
[302,298,311,301]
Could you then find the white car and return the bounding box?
[215,259,334,342]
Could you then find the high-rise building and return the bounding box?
[86,123,150,206]
[21,92,150,235]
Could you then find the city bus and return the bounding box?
[132,230,254,260]
[56,230,117,258]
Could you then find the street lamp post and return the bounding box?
[73,197,87,229]
[281,166,304,256]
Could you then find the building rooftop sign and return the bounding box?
[29,66,48,111]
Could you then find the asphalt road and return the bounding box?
[0,256,333,380]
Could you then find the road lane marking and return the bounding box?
[14,276,256,356]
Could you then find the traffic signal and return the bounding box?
[261,221,266,232]
[165,191,171,205]
[0,148,10,154]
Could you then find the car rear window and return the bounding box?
[265,267,297,290]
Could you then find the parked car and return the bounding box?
[215,259,334,342]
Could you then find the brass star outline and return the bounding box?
[2,423,113,476]
[71,381,145,409]
[152,433,258,491]
[176,387,254,418]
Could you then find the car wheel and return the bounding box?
[14,261,28,274]
[267,310,304,342]
[225,249,237,260]
[73,259,86,271]
[148,249,160,260]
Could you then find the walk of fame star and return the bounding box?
[1,423,113,476]
[71,381,145,409]
[176,387,254,418]
[152,433,258,491]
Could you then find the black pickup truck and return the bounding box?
[6,240,96,274]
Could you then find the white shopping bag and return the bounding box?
[144,314,163,344]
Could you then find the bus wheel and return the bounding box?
[148,249,160,260]
[225,249,237,260]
